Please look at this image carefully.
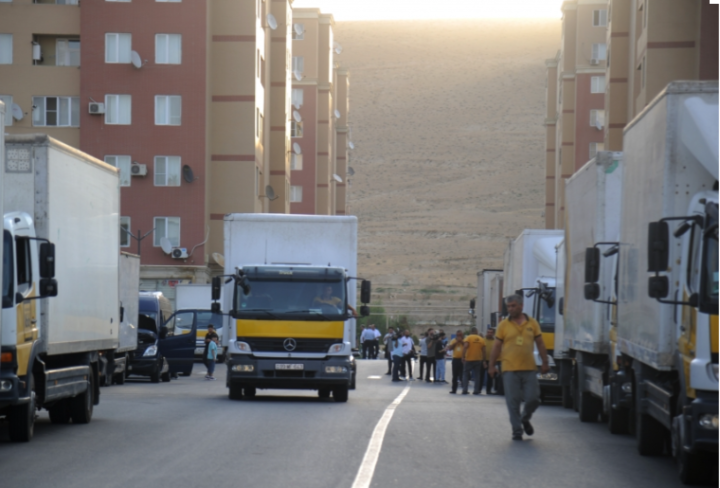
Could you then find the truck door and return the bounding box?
[159,311,197,376]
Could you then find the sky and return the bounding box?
[291,0,564,21]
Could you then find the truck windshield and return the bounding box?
[235,280,346,320]
[537,289,556,331]
[701,206,718,314]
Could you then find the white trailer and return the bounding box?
[216,214,370,402]
[0,134,119,441]
[476,269,502,334]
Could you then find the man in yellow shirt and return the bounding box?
[489,294,549,441]
[461,327,486,395]
[445,331,464,394]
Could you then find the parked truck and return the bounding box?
[503,229,563,398]
[583,82,718,484]
[0,134,119,441]
[556,151,626,419]
[211,214,370,402]
[175,283,224,360]
[475,269,503,335]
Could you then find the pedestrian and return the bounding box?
[434,331,447,383]
[400,329,415,381]
[488,294,550,441]
[203,325,219,368]
[417,332,428,379]
[360,325,376,359]
[461,327,486,395]
[484,327,497,394]
[383,327,395,375]
[206,336,218,380]
[445,330,464,393]
[391,332,404,382]
[424,330,437,383]
[372,325,381,359]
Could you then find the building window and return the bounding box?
[291,120,303,138]
[592,9,607,27]
[105,94,132,124]
[290,186,303,203]
[153,217,180,247]
[589,109,605,129]
[291,153,303,170]
[120,217,131,247]
[292,23,305,40]
[591,43,606,61]
[105,155,132,187]
[56,39,80,66]
[32,96,80,127]
[155,34,181,64]
[292,56,304,73]
[256,108,263,141]
[589,142,604,159]
[0,34,12,64]
[154,156,181,186]
[0,95,13,126]
[292,88,304,108]
[105,33,131,64]
[155,95,181,125]
[590,76,605,93]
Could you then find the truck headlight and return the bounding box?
[699,414,718,430]
[232,364,254,372]
[536,372,558,381]
[0,380,12,392]
[325,366,348,374]
[235,342,252,353]
[328,344,345,354]
[621,382,632,394]
[143,345,158,357]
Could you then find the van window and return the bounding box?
[16,237,32,291]
[172,311,194,335]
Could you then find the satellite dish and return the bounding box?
[265,185,278,201]
[348,166,355,176]
[131,50,143,69]
[293,142,302,154]
[212,252,225,268]
[334,109,341,119]
[293,110,302,123]
[348,141,355,150]
[334,41,343,55]
[333,174,342,183]
[267,14,278,30]
[11,103,24,121]
[293,70,303,81]
[182,165,195,183]
[294,24,304,36]
[160,237,173,255]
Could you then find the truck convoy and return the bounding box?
[503,229,563,398]
[212,214,370,402]
[0,134,120,442]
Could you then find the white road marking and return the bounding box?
[367,376,382,379]
[351,386,411,488]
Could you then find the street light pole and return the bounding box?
[121,227,155,256]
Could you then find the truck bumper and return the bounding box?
[609,369,632,409]
[0,371,25,408]
[537,366,562,393]
[127,358,161,376]
[683,394,719,454]
[226,355,352,390]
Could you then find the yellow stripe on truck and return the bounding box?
[541,332,554,351]
[711,315,719,356]
[237,319,344,339]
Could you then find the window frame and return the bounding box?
[593,9,608,27]
[32,96,80,127]
[104,155,132,187]
[292,56,304,73]
[590,76,605,94]
[155,33,182,64]
[0,95,13,127]
[292,23,305,40]
[0,33,12,65]
[153,217,181,248]
[591,43,607,61]
[105,33,132,64]
[292,88,304,108]
[120,216,131,248]
[154,95,182,126]
[104,94,132,125]
[154,155,182,187]
[290,185,303,203]
[291,152,303,171]
[291,120,303,138]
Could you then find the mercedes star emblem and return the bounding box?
[283,338,297,352]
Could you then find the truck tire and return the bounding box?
[243,387,256,398]
[350,371,356,390]
[49,400,71,424]
[571,368,579,413]
[70,374,94,424]
[8,375,36,442]
[561,385,573,409]
[579,391,601,422]
[113,371,126,385]
[608,406,629,435]
[150,361,161,383]
[318,388,331,399]
[636,410,665,456]
[333,385,349,403]
[229,384,243,400]
[161,370,171,382]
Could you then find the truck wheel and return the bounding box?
[49,400,71,424]
[607,406,629,435]
[333,385,349,403]
[113,371,126,385]
[229,384,243,400]
[571,368,579,413]
[350,371,356,390]
[243,387,256,398]
[70,374,94,424]
[636,410,665,456]
[318,388,331,399]
[561,385,573,409]
[150,361,161,383]
[161,370,171,382]
[579,391,600,422]
[8,375,36,442]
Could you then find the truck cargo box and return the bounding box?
[118,252,140,353]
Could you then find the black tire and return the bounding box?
[350,371,356,390]
[608,406,629,435]
[8,375,36,442]
[571,368,579,413]
[579,391,601,422]
[561,385,573,409]
[70,373,94,424]
[113,371,126,385]
[228,384,243,400]
[161,370,171,382]
[243,386,256,398]
[333,385,349,403]
[318,388,331,399]
[48,399,71,425]
[150,361,161,383]
[636,410,665,456]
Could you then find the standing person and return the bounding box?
[391,332,404,382]
[446,331,465,394]
[383,327,395,375]
[399,330,415,381]
[206,336,218,380]
[488,295,549,441]
[417,333,428,379]
[425,331,437,383]
[372,325,381,359]
[360,325,376,359]
[484,327,497,394]
[461,327,486,395]
[434,331,447,383]
[203,325,219,368]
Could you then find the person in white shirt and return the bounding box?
[360,326,376,359]
[399,330,415,380]
[371,325,381,359]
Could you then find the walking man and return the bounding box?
[434,331,447,383]
[360,325,376,359]
[399,329,415,381]
[488,295,549,441]
[391,332,404,382]
[446,330,464,393]
[372,325,381,359]
[383,327,395,375]
[417,332,428,379]
[425,331,437,382]
[462,327,486,395]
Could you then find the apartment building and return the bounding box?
[290,8,349,215]
[1,0,293,304]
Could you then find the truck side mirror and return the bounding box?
[648,276,669,299]
[39,278,58,298]
[39,242,55,279]
[360,280,371,304]
[211,302,221,314]
[469,299,476,310]
[211,276,221,301]
[647,221,669,272]
[584,283,600,300]
[584,247,600,283]
[360,305,370,317]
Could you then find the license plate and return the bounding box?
[275,364,304,370]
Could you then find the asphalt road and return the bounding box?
[0,360,695,488]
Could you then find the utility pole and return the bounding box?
[121,228,155,257]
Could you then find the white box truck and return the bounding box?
[503,229,563,397]
[212,214,371,402]
[0,134,119,442]
[475,269,503,335]
[111,252,140,385]
[175,283,224,359]
[583,82,717,483]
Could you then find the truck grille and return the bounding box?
[242,338,339,353]
[262,370,317,379]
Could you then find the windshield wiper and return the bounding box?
[284,309,332,320]
[239,309,278,319]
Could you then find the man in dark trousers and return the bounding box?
[446,330,464,393]
[203,325,220,367]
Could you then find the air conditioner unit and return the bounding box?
[130,163,147,176]
[89,102,105,115]
[171,248,188,259]
[590,58,600,66]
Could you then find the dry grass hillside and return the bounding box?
[334,19,560,307]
